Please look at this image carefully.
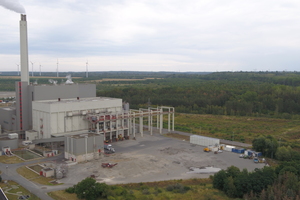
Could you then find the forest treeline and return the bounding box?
[2,71,300,118]
[96,72,300,118]
[212,163,300,199]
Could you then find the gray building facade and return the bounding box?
[12,82,96,133]
[0,107,17,131]
[64,133,104,162]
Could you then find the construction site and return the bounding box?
[55,131,265,186]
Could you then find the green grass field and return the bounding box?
[173,113,300,148]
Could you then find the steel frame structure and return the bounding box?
[85,106,175,142]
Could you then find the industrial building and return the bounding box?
[0,14,175,155]
[64,133,104,162]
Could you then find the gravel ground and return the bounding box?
[60,132,265,185]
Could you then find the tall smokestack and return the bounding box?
[20,14,29,84]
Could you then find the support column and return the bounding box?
[128,113,131,136]
[140,115,143,137]
[172,109,175,131]
[116,116,118,135]
[133,113,136,138]
[109,115,112,141]
[160,108,163,134]
[96,118,99,134]
[103,115,106,140]
[148,108,151,131]
[168,108,171,133]
[157,109,159,130]
[150,110,153,135]
[121,114,124,137]
[127,113,130,137]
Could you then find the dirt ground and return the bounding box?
[60,132,265,185]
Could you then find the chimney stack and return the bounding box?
[20,14,29,84]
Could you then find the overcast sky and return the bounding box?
[0,0,300,72]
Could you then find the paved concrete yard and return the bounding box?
[60,132,265,185]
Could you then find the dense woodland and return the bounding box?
[95,72,300,119]
[3,71,300,119]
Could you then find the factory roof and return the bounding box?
[34,97,120,104]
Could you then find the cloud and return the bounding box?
[0,0,26,13]
[0,0,300,72]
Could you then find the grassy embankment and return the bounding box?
[0,156,23,164]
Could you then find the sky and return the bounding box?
[0,0,300,72]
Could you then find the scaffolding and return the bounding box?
[85,106,175,142]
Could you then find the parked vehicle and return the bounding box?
[104,143,115,153]
[101,163,118,168]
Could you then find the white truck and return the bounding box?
[104,144,115,153]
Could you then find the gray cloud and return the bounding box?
[0,0,299,72]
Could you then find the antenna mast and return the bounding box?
[86,60,89,78]
[56,59,59,77]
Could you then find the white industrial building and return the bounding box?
[31,97,124,139]
[29,96,175,143]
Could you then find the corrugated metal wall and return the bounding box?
[190,135,220,146]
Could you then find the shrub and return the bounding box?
[65,186,75,193]
[166,183,190,194]
[142,189,150,195]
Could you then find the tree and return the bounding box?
[223,176,237,198]
[74,177,108,200]
[226,166,240,178]
[234,169,250,198]
[252,136,266,154]
[212,170,227,190]
[276,146,292,161]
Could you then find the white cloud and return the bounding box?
[0,0,299,72]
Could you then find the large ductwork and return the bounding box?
[20,14,29,84]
